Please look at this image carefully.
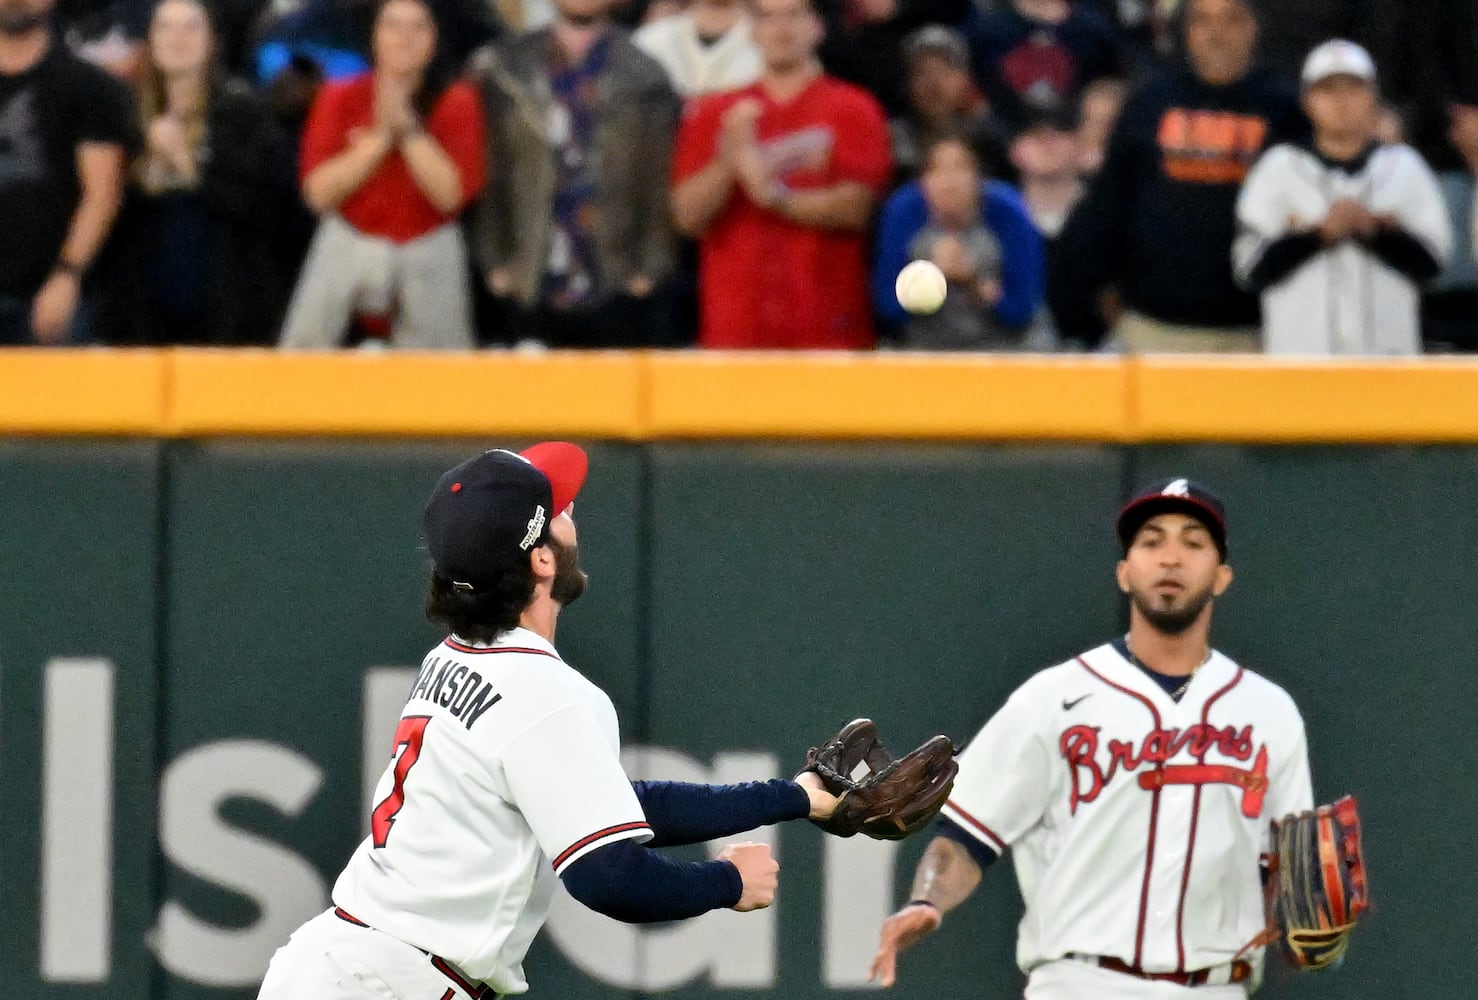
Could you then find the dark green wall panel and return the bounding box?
[0,442,161,1000]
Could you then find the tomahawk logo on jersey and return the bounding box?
[942,641,1313,976]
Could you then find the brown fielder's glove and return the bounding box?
[1264,795,1371,970]
[803,719,958,840]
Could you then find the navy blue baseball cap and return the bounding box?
[424,443,588,588]
[1117,478,1228,558]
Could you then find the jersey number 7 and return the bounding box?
[372,715,432,848]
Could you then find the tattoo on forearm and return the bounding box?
[909,837,982,914]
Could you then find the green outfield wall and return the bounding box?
[1,439,1473,1000]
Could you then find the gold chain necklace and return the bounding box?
[1125,635,1212,701]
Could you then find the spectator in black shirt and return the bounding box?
[1047,0,1304,351]
[100,0,291,344]
[0,0,137,343]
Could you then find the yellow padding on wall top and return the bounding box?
[646,352,1130,440]
[4,348,1478,442]
[167,349,645,438]
[0,349,167,434]
[1134,357,1478,442]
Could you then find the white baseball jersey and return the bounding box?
[332,627,652,994]
[942,641,1313,979]
[1234,141,1452,354]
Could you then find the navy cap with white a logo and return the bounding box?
[423,443,588,588]
[1116,478,1227,557]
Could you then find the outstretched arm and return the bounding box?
[633,773,836,847]
[869,828,994,988]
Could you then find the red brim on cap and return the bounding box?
[521,442,588,516]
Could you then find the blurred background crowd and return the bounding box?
[1,0,1476,354]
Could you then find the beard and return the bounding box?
[548,537,588,607]
[0,8,46,34]
[1129,583,1215,636]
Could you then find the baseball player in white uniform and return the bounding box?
[1234,39,1452,354]
[870,479,1315,998]
[258,442,840,999]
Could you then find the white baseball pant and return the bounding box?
[257,909,493,1000]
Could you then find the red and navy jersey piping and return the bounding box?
[333,906,368,927]
[942,800,1008,855]
[1173,665,1244,970]
[1076,655,1164,968]
[552,821,653,871]
[444,637,560,658]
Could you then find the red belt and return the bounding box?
[334,907,495,999]
[1089,955,1252,987]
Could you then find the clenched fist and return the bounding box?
[718,841,779,912]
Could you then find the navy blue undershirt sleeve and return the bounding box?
[560,839,743,923]
[1244,231,1324,293]
[632,779,810,847]
[1361,227,1442,282]
[936,815,1001,872]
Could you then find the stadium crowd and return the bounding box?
[1,0,1475,353]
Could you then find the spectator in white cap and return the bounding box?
[634,0,762,98]
[1233,39,1452,354]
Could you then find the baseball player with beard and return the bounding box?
[258,442,840,1000]
[871,479,1315,998]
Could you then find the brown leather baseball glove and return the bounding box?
[1263,795,1371,970]
[803,719,958,840]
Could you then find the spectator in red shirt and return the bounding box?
[279,0,486,349]
[671,0,892,349]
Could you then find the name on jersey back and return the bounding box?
[407,654,503,730]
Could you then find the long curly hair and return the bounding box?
[424,562,536,642]
[135,0,217,192]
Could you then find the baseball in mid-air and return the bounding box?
[895,260,948,315]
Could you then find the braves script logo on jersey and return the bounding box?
[1060,724,1270,818]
